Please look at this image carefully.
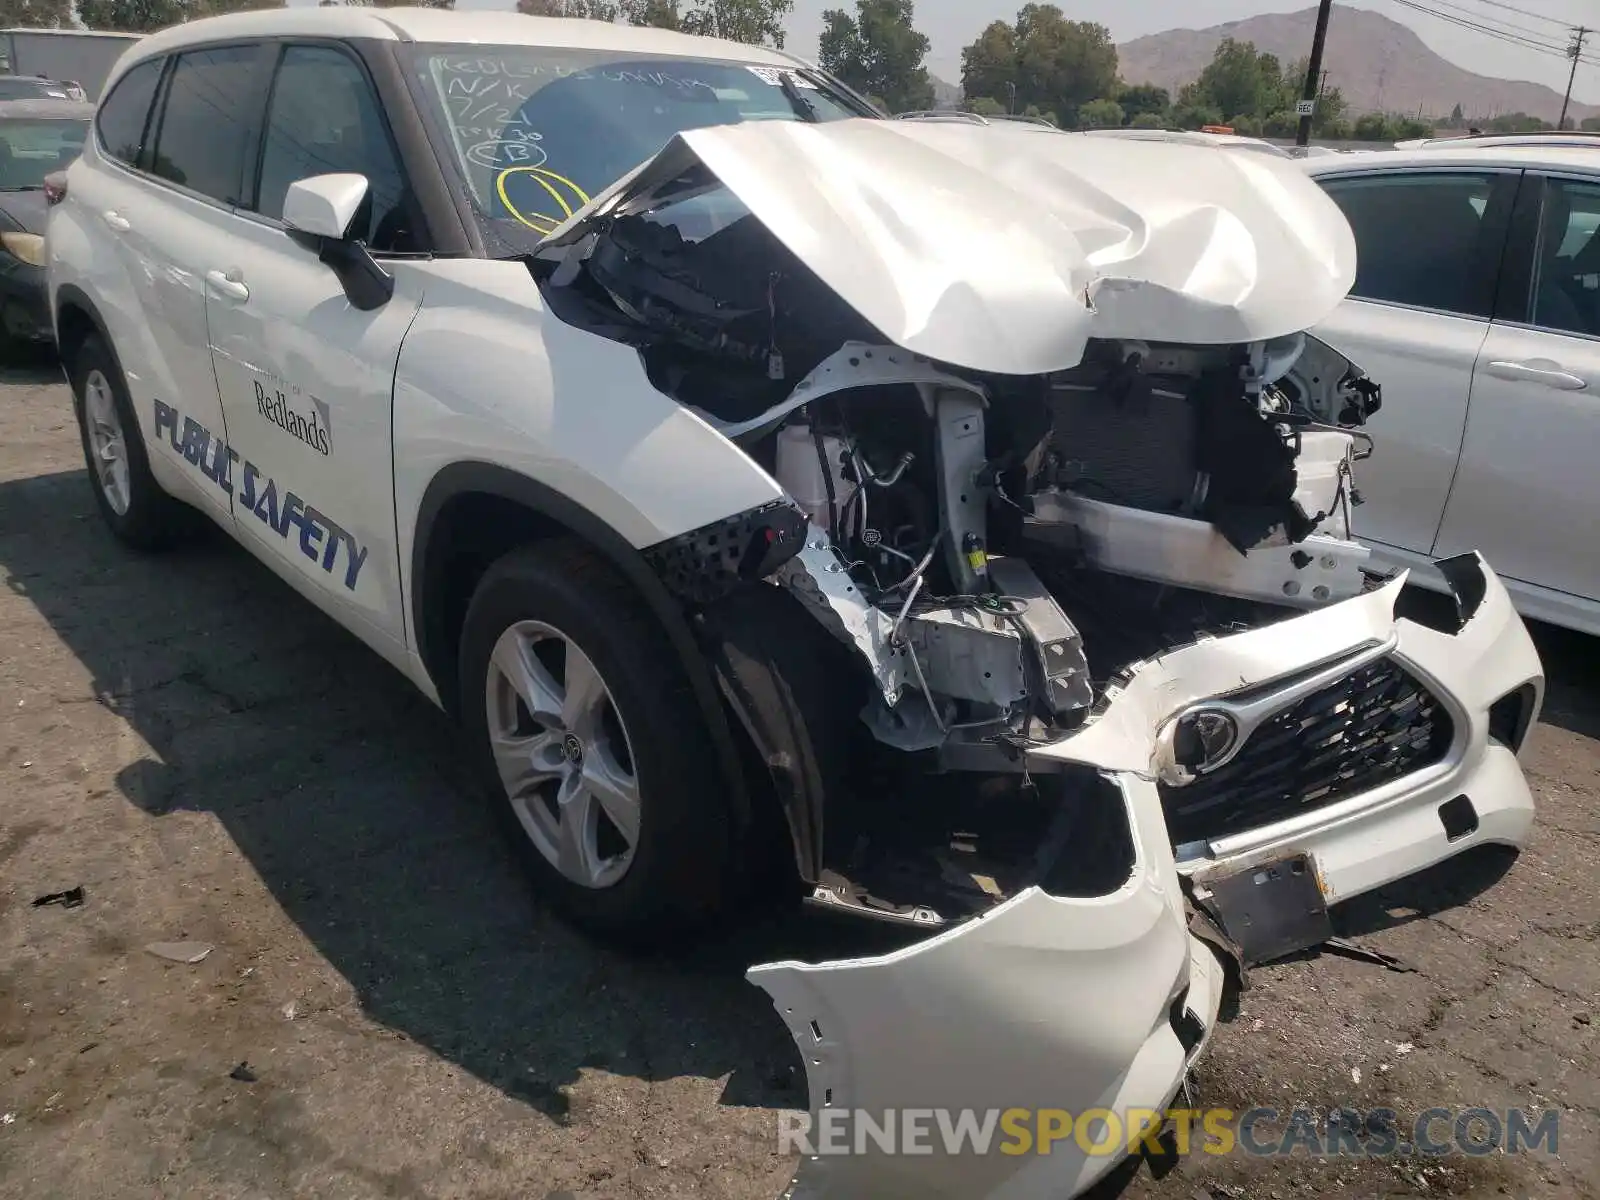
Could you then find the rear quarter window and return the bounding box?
[95,57,163,168]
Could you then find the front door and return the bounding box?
[1434,173,1600,603]
[205,42,426,654]
[1311,168,1521,558]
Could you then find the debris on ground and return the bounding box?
[32,887,85,909]
[1321,937,1416,973]
[228,1061,258,1083]
[144,941,213,964]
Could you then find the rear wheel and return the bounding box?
[458,540,734,942]
[68,334,187,550]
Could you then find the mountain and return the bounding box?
[930,74,961,109]
[1117,5,1596,123]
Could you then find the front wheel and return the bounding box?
[458,539,734,942]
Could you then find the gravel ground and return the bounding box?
[1,359,1596,1200]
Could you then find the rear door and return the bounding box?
[1432,171,1600,603]
[1311,167,1521,558]
[82,44,272,524]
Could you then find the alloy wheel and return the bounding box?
[484,620,642,889]
[83,368,130,516]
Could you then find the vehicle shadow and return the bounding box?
[0,467,911,1127]
[0,348,64,385]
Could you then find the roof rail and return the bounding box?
[894,110,1059,129]
[894,110,992,125]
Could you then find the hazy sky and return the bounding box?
[321,0,1600,105]
[774,1,1600,104]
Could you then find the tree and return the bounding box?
[622,0,679,26]
[818,0,933,114]
[1116,83,1168,124]
[1261,110,1298,138]
[0,0,70,26]
[1169,101,1222,131]
[518,0,615,15]
[1487,111,1542,133]
[679,0,793,47]
[1582,115,1600,132]
[968,95,1007,116]
[1352,112,1391,142]
[958,4,1116,119]
[1450,102,1465,125]
[1128,111,1163,129]
[1182,38,1282,123]
[1393,116,1433,140]
[1075,97,1122,129]
[77,0,186,30]
[960,21,1017,110]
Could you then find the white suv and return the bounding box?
[48,10,1544,1197]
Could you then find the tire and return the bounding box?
[68,333,187,550]
[458,539,734,943]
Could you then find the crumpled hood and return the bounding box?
[567,118,1357,376]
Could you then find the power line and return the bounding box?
[1442,0,1572,29]
[1389,0,1600,66]
[1413,0,1572,52]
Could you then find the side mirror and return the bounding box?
[283,173,395,312]
[283,173,368,240]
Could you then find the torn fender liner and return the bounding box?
[700,586,870,886]
[748,777,1225,1200]
[544,118,1356,377]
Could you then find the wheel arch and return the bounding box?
[410,460,755,825]
[53,284,117,374]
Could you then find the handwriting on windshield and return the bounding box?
[494,166,592,236]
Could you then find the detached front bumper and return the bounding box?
[749,774,1225,1200]
[1035,551,1541,950]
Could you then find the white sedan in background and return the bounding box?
[1302,145,1600,636]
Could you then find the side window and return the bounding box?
[1529,178,1600,338]
[148,46,260,204]
[95,57,163,168]
[255,45,415,252]
[1321,172,1501,318]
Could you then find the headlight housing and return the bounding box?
[1,231,46,268]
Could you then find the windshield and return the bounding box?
[0,118,87,189]
[0,79,70,101]
[406,44,869,252]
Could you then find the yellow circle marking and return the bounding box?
[495,166,592,235]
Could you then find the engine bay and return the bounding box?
[531,163,1389,930]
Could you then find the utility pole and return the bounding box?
[1297,0,1335,147]
[1560,26,1587,131]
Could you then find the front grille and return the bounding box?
[1160,657,1454,847]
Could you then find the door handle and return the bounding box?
[100,210,130,232]
[1485,359,1588,390]
[205,269,249,303]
